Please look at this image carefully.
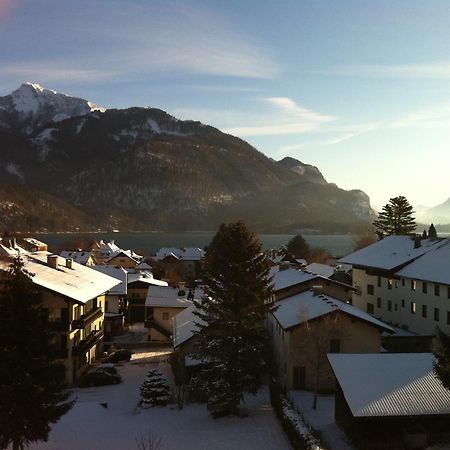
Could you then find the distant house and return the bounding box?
[340,236,450,335]
[305,262,335,279]
[91,240,143,267]
[328,353,450,449]
[106,250,140,269]
[144,285,203,342]
[155,247,204,276]
[0,249,121,385]
[268,289,392,391]
[60,250,95,266]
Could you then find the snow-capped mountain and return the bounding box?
[416,198,450,225]
[0,82,105,134]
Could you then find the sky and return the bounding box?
[0,0,449,209]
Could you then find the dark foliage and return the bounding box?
[139,370,171,407]
[433,328,450,391]
[373,196,416,238]
[285,234,311,260]
[0,257,73,450]
[428,223,438,240]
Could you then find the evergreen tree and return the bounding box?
[433,328,450,391]
[139,369,171,407]
[428,223,438,240]
[193,221,272,417]
[373,196,416,239]
[422,229,428,239]
[0,257,73,450]
[284,234,310,260]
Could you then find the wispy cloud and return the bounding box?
[325,62,450,79]
[390,103,450,129]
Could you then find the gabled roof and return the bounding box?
[127,272,168,287]
[305,263,334,278]
[328,353,450,417]
[269,266,318,291]
[91,265,128,295]
[173,304,205,348]
[60,250,93,265]
[145,285,204,308]
[0,253,121,304]
[106,250,140,264]
[339,236,446,271]
[156,247,204,261]
[271,289,392,332]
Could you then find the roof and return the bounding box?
[339,236,446,271]
[91,265,128,295]
[156,247,204,261]
[145,285,204,308]
[106,250,140,264]
[172,304,204,348]
[60,250,93,265]
[305,263,334,278]
[127,272,168,287]
[135,261,152,270]
[328,353,450,417]
[272,289,392,332]
[269,266,318,291]
[0,252,122,304]
[396,239,450,285]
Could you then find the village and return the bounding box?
[1,228,450,450]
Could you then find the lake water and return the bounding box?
[34,232,357,258]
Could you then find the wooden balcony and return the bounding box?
[71,307,103,330]
[72,330,103,356]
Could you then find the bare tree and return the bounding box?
[135,430,164,450]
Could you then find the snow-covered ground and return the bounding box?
[289,391,355,450]
[31,349,291,450]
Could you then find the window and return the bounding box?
[402,278,405,287]
[395,303,398,311]
[162,312,170,321]
[388,279,393,290]
[434,308,440,322]
[47,308,61,322]
[422,305,427,318]
[330,339,341,353]
[448,287,450,299]
[367,303,374,314]
[411,280,416,291]
[447,312,450,325]
[367,284,374,295]
[377,297,382,308]
[387,300,392,312]
[422,282,428,294]
[401,299,405,308]
[411,302,416,314]
[435,284,440,296]
[377,276,381,287]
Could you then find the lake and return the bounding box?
[34,232,357,258]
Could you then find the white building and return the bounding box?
[340,236,450,335]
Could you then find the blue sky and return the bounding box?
[1,0,449,209]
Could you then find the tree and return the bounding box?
[0,257,73,450]
[139,369,171,407]
[284,234,310,260]
[193,221,272,417]
[428,223,438,240]
[373,196,416,238]
[433,328,450,391]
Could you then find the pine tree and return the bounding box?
[139,369,171,407]
[428,223,438,240]
[285,234,310,260]
[433,328,450,391]
[193,221,272,417]
[373,195,416,239]
[422,229,428,239]
[0,257,73,450]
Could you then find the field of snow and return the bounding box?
[31,349,291,450]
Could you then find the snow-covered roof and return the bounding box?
[305,263,334,278]
[269,266,318,291]
[172,304,204,348]
[91,265,128,295]
[127,272,168,287]
[60,250,93,265]
[106,250,141,264]
[135,261,152,270]
[156,247,204,262]
[0,252,121,304]
[328,353,450,417]
[272,289,392,332]
[396,240,450,285]
[339,236,446,271]
[145,285,204,308]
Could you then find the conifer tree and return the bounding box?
[373,195,416,239]
[422,229,428,239]
[284,234,310,260]
[433,328,450,391]
[193,221,272,417]
[0,257,73,450]
[428,223,438,240]
[139,369,171,407]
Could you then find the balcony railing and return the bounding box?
[72,330,104,356]
[71,307,103,330]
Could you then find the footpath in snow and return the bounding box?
[31,349,291,450]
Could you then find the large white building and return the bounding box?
[340,236,450,335]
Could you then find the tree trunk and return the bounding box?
[12,438,21,450]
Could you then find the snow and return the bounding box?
[92,265,128,295]
[145,285,204,308]
[127,272,168,287]
[35,127,57,140]
[269,266,318,291]
[5,163,24,180]
[30,349,291,450]
[289,391,355,450]
[173,304,204,348]
[272,289,392,332]
[156,247,204,262]
[305,263,334,278]
[147,118,161,133]
[327,353,450,417]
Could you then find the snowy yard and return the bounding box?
[31,349,291,450]
[289,390,355,450]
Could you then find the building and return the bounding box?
[328,353,450,449]
[0,251,121,385]
[91,240,143,266]
[60,250,95,266]
[155,247,204,276]
[268,288,392,391]
[340,236,450,335]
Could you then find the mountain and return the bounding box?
[0,83,375,233]
[417,198,450,225]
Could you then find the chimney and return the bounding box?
[47,255,59,269]
[312,285,323,296]
[66,258,73,269]
[414,235,421,249]
[279,262,290,271]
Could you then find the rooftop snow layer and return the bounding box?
[156,247,204,261]
[145,285,204,308]
[305,263,334,278]
[328,353,450,417]
[127,272,168,287]
[172,304,204,348]
[269,266,318,291]
[91,265,128,295]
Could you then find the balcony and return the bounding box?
[72,330,104,356]
[71,307,103,330]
